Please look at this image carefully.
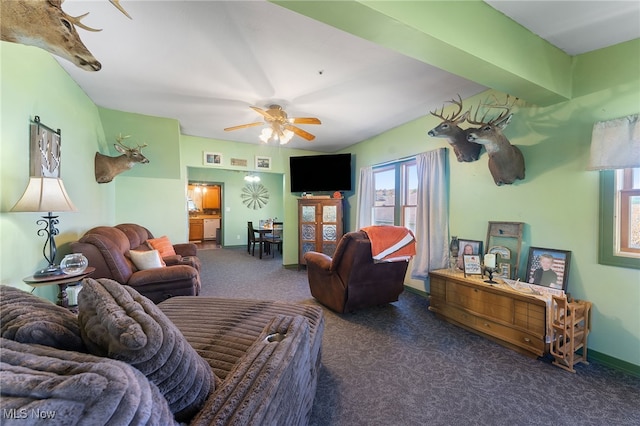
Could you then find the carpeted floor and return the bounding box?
[198,247,640,426]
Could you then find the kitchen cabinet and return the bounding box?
[189,219,203,242]
[203,186,220,209]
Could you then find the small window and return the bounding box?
[373,159,417,233]
[599,168,640,269]
[615,168,640,256]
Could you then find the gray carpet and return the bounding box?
[198,247,640,426]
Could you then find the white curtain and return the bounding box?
[411,148,449,279]
[588,114,640,170]
[355,166,374,229]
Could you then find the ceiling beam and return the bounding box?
[272,0,573,106]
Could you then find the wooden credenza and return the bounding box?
[298,198,343,266]
[429,269,548,358]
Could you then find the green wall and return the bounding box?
[0,43,113,301]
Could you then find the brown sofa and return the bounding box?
[304,230,409,313]
[70,223,201,303]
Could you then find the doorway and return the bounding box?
[187,182,223,245]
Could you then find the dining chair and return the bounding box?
[266,222,283,257]
[247,221,262,257]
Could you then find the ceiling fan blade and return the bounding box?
[290,117,321,125]
[224,122,263,132]
[250,106,276,121]
[285,124,316,141]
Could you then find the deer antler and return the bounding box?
[115,134,132,147]
[430,94,466,121]
[61,0,131,33]
[63,12,102,32]
[467,95,517,126]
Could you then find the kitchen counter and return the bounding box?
[189,214,221,219]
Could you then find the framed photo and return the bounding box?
[204,152,223,166]
[255,156,271,170]
[456,239,483,271]
[463,255,482,276]
[526,247,571,291]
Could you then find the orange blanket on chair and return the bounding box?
[361,226,416,262]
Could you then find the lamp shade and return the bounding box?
[10,177,77,213]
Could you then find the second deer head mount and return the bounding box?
[427,94,525,186]
[94,134,149,184]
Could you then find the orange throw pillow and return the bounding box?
[146,236,177,257]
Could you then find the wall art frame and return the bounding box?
[255,156,271,170]
[525,247,571,291]
[455,239,483,270]
[30,116,61,178]
[204,152,223,166]
[463,254,482,277]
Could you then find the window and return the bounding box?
[599,167,640,268]
[372,159,417,233]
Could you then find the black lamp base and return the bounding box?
[33,265,64,279]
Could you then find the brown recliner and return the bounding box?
[70,224,201,303]
[304,231,409,313]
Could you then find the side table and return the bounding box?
[23,267,95,312]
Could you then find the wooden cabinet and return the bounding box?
[298,198,343,266]
[429,269,547,358]
[189,219,203,242]
[203,186,220,209]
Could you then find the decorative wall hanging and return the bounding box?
[204,152,223,166]
[485,221,523,279]
[30,116,61,178]
[231,158,248,167]
[241,183,269,210]
[255,156,271,170]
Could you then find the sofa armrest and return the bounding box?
[303,251,332,271]
[190,315,315,426]
[173,243,198,257]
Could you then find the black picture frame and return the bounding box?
[456,239,483,270]
[525,247,571,291]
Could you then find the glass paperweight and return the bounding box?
[60,253,88,275]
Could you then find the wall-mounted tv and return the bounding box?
[289,153,352,193]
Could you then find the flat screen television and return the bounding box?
[289,153,352,193]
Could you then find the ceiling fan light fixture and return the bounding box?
[259,127,273,143]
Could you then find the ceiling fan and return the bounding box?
[224,104,321,145]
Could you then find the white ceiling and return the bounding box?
[56,0,640,153]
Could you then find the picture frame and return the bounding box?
[463,255,482,276]
[255,156,271,170]
[204,152,223,166]
[455,239,483,271]
[525,247,571,291]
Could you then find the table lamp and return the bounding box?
[11,176,77,278]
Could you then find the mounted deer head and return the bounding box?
[95,134,149,183]
[466,96,525,186]
[0,0,130,71]
[427,95,482,162]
